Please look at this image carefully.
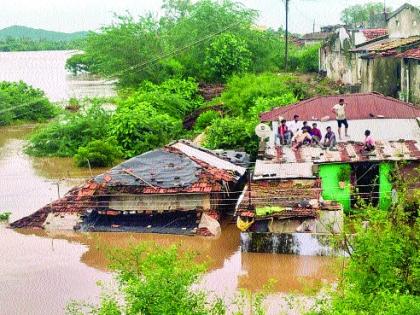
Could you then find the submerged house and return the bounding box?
[320,3,420,100]
[11,141,248,236]
[236,93,420,255]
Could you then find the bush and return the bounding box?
[74,140,122,167]
[194,110,221,131]
[294,44,320,73]
[26,104,111,157]
[204,33,251,82]
[110,101,183,158]
[221,73,308,116]
[203,116,258,155]
[0,81,56,125]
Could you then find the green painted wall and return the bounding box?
[379,163,393,210]
[319,164,351,212]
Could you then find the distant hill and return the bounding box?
[0,25,88,41]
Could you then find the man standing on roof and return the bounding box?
[287,114,302,136]
[332,98,349,140]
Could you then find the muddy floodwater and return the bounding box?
[0,125,340,315]
[0,51,339,314]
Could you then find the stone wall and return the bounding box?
[388,6,420,38]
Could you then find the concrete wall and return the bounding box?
[109,193,210,212]
[388,7,420,38]
[401,58,420,105]
[360,57,401,97]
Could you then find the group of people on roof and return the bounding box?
[276,98,376,154]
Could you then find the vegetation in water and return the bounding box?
[0,212,12,221]
[74,140,122,168]
[0,81,57,126]
[66,243,271,315]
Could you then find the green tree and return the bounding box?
[204,33,251,82]
[341,2,391,26]
[109,101,183,157]
[74,140,122,167]
[0,81,56,125]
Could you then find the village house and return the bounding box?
[319,3,420,101]
[235,93,420,255]
[11,141,249,236]
[399,47,420,103]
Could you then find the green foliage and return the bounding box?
[312,171,420,315]
[74,140,122,168]
[337,165,351,182]
[0,211,11,221]
[203,116,258,155]
[0,37,81,52]
[66,243,227,315]
[0,25,87,41]
[26,104,111,157]
[293,44,321,73]
[0,81,56,125]
[65,53,97,75]
[204,33,251,82]
[220,73,307,116]
[194,110,221,131]
[110,101,183,158]
[341,2,392,26]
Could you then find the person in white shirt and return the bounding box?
[287,114,302,136]
[332,98,349,140]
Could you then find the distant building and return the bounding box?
[399,47,420,104]
[11,141,249,236]
[319,3,420,102]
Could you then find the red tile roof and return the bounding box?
[260,93,420,122]
[397,47,420,60]
[361,28,388,41]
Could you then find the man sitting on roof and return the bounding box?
[310,123,322,145]
[277,119,292,145]
[287,114,302,136]
[323,126,337,150]
[361,129,375,154]
[292,129,312,151]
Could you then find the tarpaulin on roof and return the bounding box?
[94,149,201,188]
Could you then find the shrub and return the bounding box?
[26,104,111,157]
[203,116,258,155]
[221,73,308,116]
[194,110,221,131]
[110,102,183,158]
[0,81,56,125]
[74,140,122,167]
[204,33,251,82]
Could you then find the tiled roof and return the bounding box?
[397,47,420,60]
[273,140,420,165]
[361,28,388,41]
[352,36,420,56]
[260,93,420,122]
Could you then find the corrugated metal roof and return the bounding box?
[397,47,420,60]
[273,140,420,164]
[171,141,246,176]
[253,160,315,179]
[260,93,420,122]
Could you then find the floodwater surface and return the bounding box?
[0,51,340,315]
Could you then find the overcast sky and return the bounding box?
[1,0,419,34]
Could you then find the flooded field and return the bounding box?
[0,51,339,314]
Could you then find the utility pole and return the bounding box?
[285,0,289,71]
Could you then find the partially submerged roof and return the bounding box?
[93,140,247,193]
[260,93,420,122]
[397,47,420,60]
